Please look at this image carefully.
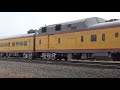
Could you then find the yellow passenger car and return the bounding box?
[35,17,120,61]
[0,34,35,59]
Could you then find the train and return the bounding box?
[0,17,120,61]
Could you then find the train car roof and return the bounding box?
[88,19,120,30]
[40,17,106,28]
[37,17,107,35]
[0,33,35,40]
[61,17,106,25]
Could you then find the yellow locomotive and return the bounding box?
[0,17,120,61]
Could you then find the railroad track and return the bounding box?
[0,58,120,69]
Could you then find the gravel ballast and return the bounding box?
[0,60,120,78]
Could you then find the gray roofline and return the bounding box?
[39,17,105,29]
[88,20,120,29]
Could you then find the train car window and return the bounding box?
[5,43,8,47]
[39,39,41,45]
[2,43,4,47]
[58,38,60,44]
[71,26,76,30]
[67,24,71,28]
[8,42,10,47]
[91,35,97,42]
[16,42,19,46]
[102,34,105,41]
[115,32,119,38]
[24,41,27,46]
[3,43,5,47]
[4,43,6,47]
[20,41,23,46]
[0,43,2,47]
[1,43,2,47]
[12,42,15,47]
[55,24,61,31]
[6,43,7,47]
[42,27,47,33]
[81,36,84,42]
[1,43,3,47]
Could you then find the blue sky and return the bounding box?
[0,12,120,37]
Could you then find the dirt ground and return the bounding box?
[0,68,36,78]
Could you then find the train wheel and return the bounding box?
[23,53,28,59]
[28,53,33,59]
